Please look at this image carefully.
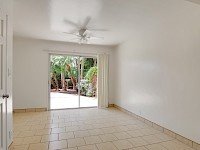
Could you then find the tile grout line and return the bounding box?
[112,104,199,150]
[12,107,199,150]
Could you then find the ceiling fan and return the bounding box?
[63,17,106,44]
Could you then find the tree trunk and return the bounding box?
[53,73,59,91]
[61,71,66,90]
[70,75,76,90]
[66,64,76,90]
[93,58,97,66]
[51,80,56,89]
[81,58,84,79]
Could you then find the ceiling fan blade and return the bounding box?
[68,38,80,41]
[69,28,79,34]
[186,0,200,5]
[63,32,80,37]
[89,36,104,40]
[82,16,91,28]
[64,19,80,28]
[87,28,108,31]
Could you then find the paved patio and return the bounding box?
[50,92,98,109]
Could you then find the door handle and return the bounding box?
[2,94,9,99]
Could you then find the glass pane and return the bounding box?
[79,57,98,107]
[50,55,79,109]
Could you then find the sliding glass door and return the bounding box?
[50,54,98,109]
[79,57,98,107]
[50,55,79,109]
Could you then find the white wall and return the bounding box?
[13,37,115,109]
[114,0,200,144]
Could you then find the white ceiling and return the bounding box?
[13,0,200,46]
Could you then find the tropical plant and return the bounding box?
[66,64,77,90]
[51,71,59,90]
[78,79,89,95]
[84,58,94,69]
[77,80,94,97]
[80,57,85,79]
[51,56,78,90]
[86,83,94,97]
[85,66,97,81]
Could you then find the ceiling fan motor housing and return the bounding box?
[79,29,87,36]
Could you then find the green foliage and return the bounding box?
[86,83,93,97]
[85,66,97,81]
[50,55,78,88]
[50,56,97,97]
[78,80,94,96]
[84,58,94,70]
[78,80,89,96]
[51,56,78,77]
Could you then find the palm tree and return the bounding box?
[51,56,77,91]
[93,58,97,66]
[66,64,77,90]
[51,71,59,90]
[80,57,85,79]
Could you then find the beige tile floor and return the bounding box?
[11,107,195,150]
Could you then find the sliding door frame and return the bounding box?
[48,52,98,110]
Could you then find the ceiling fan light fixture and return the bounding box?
[63,17,106,44]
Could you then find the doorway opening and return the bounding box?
[49,54,98,109]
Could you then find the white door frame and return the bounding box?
[0,8,8,150]
[47,52,98,110]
